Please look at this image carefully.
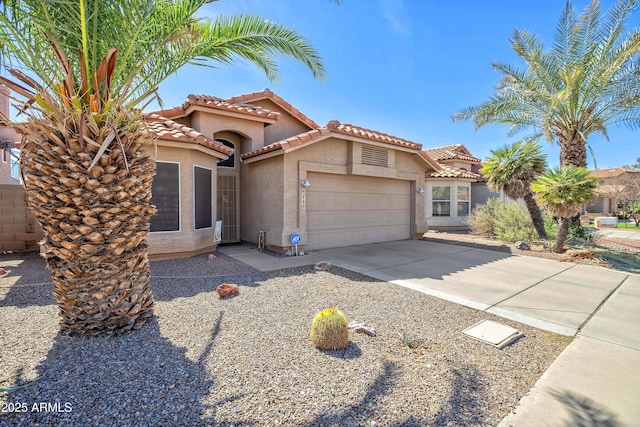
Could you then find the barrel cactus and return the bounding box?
[310,308,349,350]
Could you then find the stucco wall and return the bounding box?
[239,155,284,247]
[249,99,312,144]
[144,143,220,260]
[0,184,42,252]
[190,111,265,153]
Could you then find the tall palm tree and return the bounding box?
[453,0,640,168]
[481,141,548,239]
[0,0,325,335]
[531,166,599,253]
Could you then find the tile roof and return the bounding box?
[226,89,319,129]
[428,163,481,180]
[240,127,331,160]
[241,120,427,160]
[150,94,280,122]
[326,120,423,150]
[471,163,488,182]
[588,167,640,179]
[423,144,481,163]
[144,114,234,156]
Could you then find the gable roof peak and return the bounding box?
[225,89,319,129]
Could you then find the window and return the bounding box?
[150,162,180,232]
[457,186,470,216]
[2,148,7,163]
[194,166,212,229]
[361,145,388,167]
[216,139,235,168]
[432,186,451,216]
[10,149,20,181]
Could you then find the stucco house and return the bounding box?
[586,167,640,214]
[145,89,441,259]
[422,144,497,229]
[0,85,21,185]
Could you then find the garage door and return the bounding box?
[306,173,411,249]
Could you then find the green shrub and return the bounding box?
[469,198,554,242]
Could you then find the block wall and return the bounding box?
[0,184,42,252]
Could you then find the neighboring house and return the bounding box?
[145,89,440,259]
[586,167,640,214]
[423,144,497,229]
[0,85,21,185]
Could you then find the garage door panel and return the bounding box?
[306,173,411,249]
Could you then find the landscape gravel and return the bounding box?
[0,251,569,426]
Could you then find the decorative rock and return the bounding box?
[514,241,531,251]
[216,283,239,298]
[348,321,376,337]
[314,261,331,271]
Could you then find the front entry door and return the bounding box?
[217,175,239,242]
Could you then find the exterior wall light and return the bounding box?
[417,188,425,193]
[300,179,311,188]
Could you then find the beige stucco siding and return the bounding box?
[144,143,220,259]
[190,111,265,153]
[239,155,285,247]
[249,99,313,144]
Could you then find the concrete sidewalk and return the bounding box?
[220,239,640,426]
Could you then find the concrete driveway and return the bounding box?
[312,239,629,336]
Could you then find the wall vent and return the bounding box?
[361,145,388,167]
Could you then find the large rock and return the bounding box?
[314,261,332,271]
[348,321,376,337]
[216,283,239,298]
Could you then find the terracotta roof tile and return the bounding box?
[471,162,488,182]
[429,163,481,180]
[226,89,319,129]
[326,120,422,149]
[588,167,640,179]
[144,114,234,156]
[423,144,481,163]
[185,94,280,120]
[241,121,426,160]
[240,128,331,160]
[149,94,280,122]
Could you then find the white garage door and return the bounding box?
[306,173,411,249]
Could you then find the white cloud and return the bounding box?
[378,0,412,37]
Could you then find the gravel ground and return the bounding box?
[0,251,569,426]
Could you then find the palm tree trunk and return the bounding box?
[559,133,587,167]
[20,121,157,336]
[554,217,571,253]
[523,190,548,239]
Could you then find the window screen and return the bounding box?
[150,162,180,232]
[194,166,213,229]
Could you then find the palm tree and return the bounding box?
[531,166,599,253]
[481,141,548,239]
[0,0,325,335]
[453,0,640,168]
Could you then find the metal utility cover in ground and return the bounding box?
[463,320,524,349]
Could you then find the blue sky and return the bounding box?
[153,0,639,169]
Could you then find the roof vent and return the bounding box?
[362,145,388,167]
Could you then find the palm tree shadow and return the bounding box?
[304,360,399,426]
[550,389,620,427]
[0,314,250,426]
[426,365,487,426]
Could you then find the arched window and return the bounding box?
[216,139,235,168]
